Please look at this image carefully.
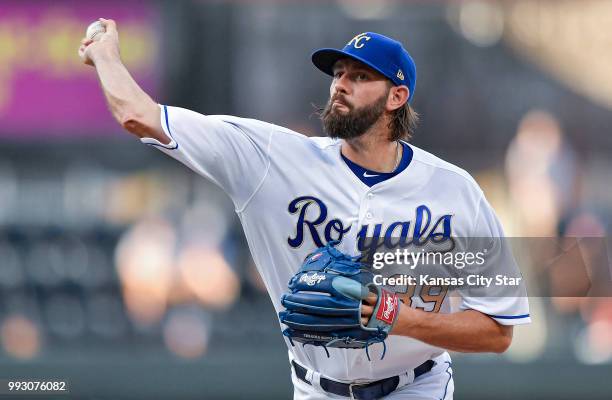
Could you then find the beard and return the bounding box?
[321,92,387,140]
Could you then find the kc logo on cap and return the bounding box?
[347,32,371,49]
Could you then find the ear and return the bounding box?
[386,85,409,112]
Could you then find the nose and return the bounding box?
[331,73,350,97]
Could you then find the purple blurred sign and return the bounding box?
[0,1,161,138]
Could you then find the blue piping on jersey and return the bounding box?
[489,314,530,319]
[440,361,453,400]
[143,104,179,149]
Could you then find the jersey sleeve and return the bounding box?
[141,105,272,211]
[458,196,531,325]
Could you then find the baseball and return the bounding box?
[86,21,105,41]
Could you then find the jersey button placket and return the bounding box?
[361,191,374,222]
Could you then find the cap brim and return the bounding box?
[311,48,391,82]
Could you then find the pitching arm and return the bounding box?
[78,18,167,144]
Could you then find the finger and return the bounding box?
[361,304,374,318]
[362,292,377,306]
[361,316,369,325]
[81,37,93,46]
[78,45,93,66]
[99,18,117,33]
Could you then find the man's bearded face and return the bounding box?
[321,91,388,140]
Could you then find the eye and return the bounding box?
[356,73,368,81]
[333,71,344,79]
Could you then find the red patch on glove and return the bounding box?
[375,289,399,324]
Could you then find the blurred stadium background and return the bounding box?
[1,0,611,398]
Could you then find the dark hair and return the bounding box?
[387,89,419,142]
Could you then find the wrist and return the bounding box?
[392,305,420,336]
[91,46,121,65]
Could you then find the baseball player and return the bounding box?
[79,20,530,400]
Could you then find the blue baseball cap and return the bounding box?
[312,32,417,102]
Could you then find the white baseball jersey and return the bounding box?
[142,105,531,382]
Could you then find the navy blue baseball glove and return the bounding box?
[278,241,400,360]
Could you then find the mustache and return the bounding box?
[311,95,353,121]
[329,95,351,108]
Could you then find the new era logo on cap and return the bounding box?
[311,32,417,102]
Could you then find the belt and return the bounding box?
[292,359,435,400]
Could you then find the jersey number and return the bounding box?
[392,278,449,313]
